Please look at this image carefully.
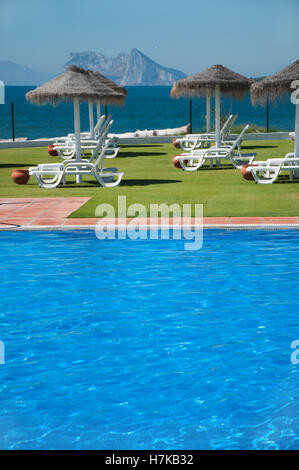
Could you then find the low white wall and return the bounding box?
[0,131,292,149]
[0,140,53,149]
[230,131,290,141]
[118,132,291,145]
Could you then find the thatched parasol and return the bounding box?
[89,70,127,99]
[251,60,299,156]
[26,65,123,105]
[26,66,124,182]
[171,64,252,146]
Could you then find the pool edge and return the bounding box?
[1,223,299,231]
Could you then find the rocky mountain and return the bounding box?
[0,61,50,86]
[64,48,186,86]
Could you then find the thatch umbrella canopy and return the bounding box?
[171,64,252,99]
[251,60,299,104]
[26,66,124,182]
[26,65,123,106]
[88,70,127,100]
[251,60,299,157]
[171,65,253,145]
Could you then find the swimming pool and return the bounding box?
[0,230,298,450]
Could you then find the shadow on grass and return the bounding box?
[198,165,235,171]
[275,176,299,184]
[118,151,167,158]
[62,178,181,187]
[242,145,277,150]
[120,145,164,149]
[0,163,31,168]
[120,178,181,186]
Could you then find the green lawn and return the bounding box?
[0,139,298,217]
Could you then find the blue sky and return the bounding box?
[1,0,298,77]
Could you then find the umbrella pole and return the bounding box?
[295,101,299,157]
[96,100,101,121]
[189,98,192,134]
[88,99,95,139]
[206,92,211,133]
[73,97,82,184]
[215,84,221,147]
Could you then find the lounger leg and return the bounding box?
[180,156,205,171]
[94,169,123,187]
[251,168,280,184]
[34,172,64,189]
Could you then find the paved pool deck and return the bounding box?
[0,198,298,229]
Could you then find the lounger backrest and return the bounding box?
[95,114,113,139]
[89,120,114,163]
[222,114,238,140]
[102,114,113,131]
[229,124,249,153]
[220,115,233,137]
[93,120,114,166]
[95,141,112,171]
[94,114,106,135]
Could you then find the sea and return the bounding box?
[0,86,295,140]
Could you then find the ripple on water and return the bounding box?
[0,229,298,449]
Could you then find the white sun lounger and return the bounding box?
[53,114,106,144]
[176,114,238,151]
[51,115,107,158]
[68,114,107,141]
[29,121,123,189]
[53,115,119,159]
[174,124,255,171]
[246,152,299,184]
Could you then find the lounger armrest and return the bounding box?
[78,139,98,144]
[180,136,198,143]
[232,152,257,159]
[203,148,230,157]
[249,165,272,172]
[282,158,299,165]
[65,162,94,169]
[62,158,89,164]
[53,143,73,149]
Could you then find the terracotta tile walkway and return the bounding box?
[0,198,298,229]
[0,198,89,228]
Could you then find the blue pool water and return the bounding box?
[0,230,298,450]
